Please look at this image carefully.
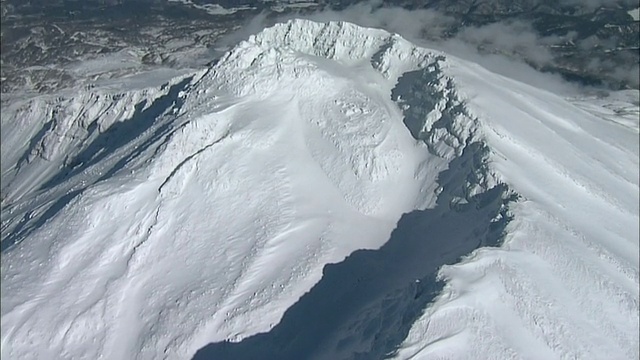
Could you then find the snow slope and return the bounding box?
[394,59,639,360]
[1,20,638,360]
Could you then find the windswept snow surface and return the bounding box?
[393,65,639,359]
[1,20,638,360]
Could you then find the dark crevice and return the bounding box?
[17,116,54,167]
[157,129,230,193]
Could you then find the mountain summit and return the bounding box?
[1,20,638,360]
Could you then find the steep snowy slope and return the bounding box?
[1,20,638,360]
[393,59,639,360]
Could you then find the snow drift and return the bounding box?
[1,20,638,360]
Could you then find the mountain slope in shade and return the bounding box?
[393,53,639,360]
[1,20,638,360]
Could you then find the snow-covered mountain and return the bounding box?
[1,19,638,360]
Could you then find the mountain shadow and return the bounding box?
[191,143,514,360]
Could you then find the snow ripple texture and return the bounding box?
[1,19,638,360]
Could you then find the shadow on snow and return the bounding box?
[1,78,192,253]
[192,144,514,360]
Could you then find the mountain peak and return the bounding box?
[251,19,390,57]
[202,19,444,106]
[218,19,429,72]
[1,18,637,360]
